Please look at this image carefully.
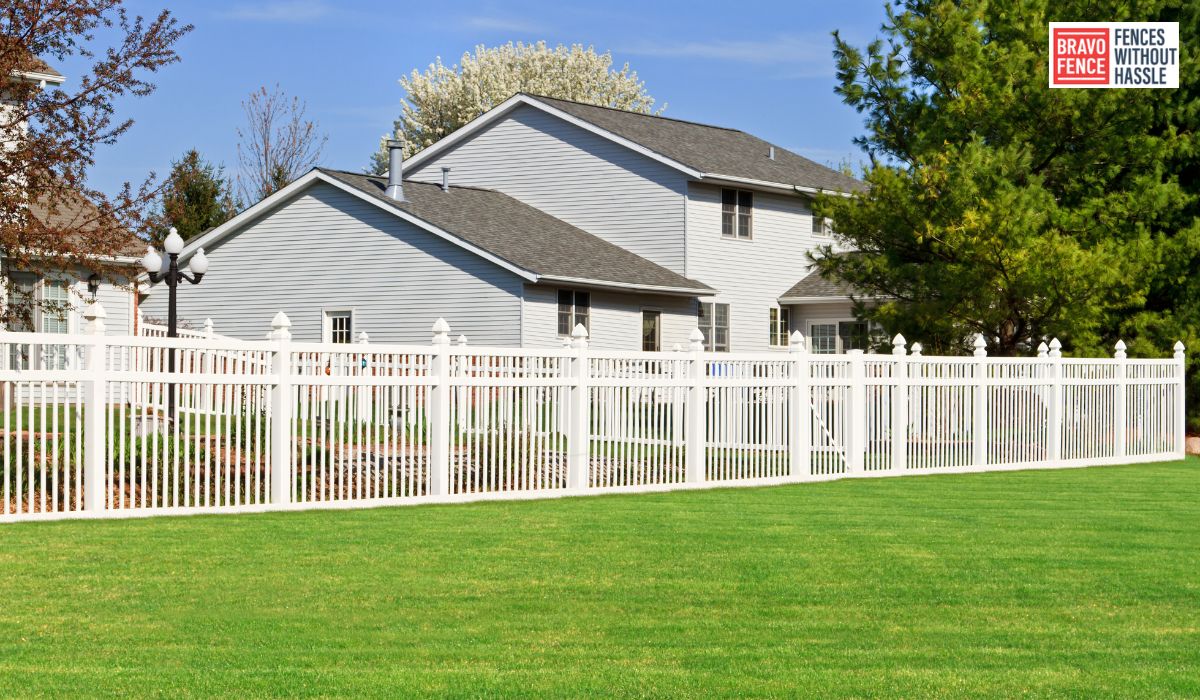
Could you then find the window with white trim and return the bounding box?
[557,290,590,336]
[698,302,730,352]
[769,307,791,347]
[5,273,71,369]
[812,214,833,237]
[721,189,752,239]
[808,320,871,354]
[324,310,353,344]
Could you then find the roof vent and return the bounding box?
[441,167,451,192]
[385,133,404,201]
[768,146,776,160]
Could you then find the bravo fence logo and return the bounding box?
[1050,22,1179,88]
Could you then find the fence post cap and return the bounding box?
[357,331,369,344]
[83,301,107,321]
[1114,339,1127,359]
[431,317,451,334]
[891,333,906,355]
[1175,340,1186,356]
[789,330,807,354]
[973,333,987,357]
[1048,337,1062,358]
[1037,341,1048,358]
[83,301,107,334]
[456,334,468,347]
[560,337,572,348]
[571,323,589,349]
[688,327,705,351]
[270,311,291,340]
[910,342,922,356]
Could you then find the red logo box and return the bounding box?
[1052,27,1110,85]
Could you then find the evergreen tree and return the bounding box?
[815,0,1195,366]
[152,149,238,244]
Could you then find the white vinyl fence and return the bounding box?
[0,303,1186,522]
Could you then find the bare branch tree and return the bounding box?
[236,85,327,204]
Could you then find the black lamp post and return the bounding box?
[86,274,101,301]
[141,228,210,419]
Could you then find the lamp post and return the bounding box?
[141,228,210,419]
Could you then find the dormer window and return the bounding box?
[721,189,752,239]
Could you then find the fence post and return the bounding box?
[972,334,988,470]
[846,349,866,474]
[1175,341,1187,458]
[685,328,707,483]
[1047,338,1063,464]
[269,312,293,505]
[203,318,214,339]
[428,318,452,496]
[891,334,908,474]
[1114,340,1127,460]
[566,324,590,490]
[788,331,810,479]
[82,302,108,513]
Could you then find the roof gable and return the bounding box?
[180,169,714,296]
[404,93,864,194]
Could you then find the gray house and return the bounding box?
[144,93,868,352]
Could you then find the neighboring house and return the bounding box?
[144,93,868,352]
[1,55,141,370]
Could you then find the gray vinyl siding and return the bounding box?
[521,284,697,351]
[91,278,133,335]
[141,183,524,344]
[407,104,690,274]
[685,183,827,352]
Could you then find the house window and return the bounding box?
[721,189,752,239]
[769,307,791,347]
[324,310,353,344]
[641,310,661,352]
[5,273,71,369]
[557,290,590,336]
[808,320,871,354]
[813,214,832,237]
[698,302,730,352]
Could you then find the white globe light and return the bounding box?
[141,246,162,274]
[163,227,184,255]
[189,248,209,275]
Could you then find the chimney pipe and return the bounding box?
[441,167,451,192]
[768,146,776,160]
[385,134,404,201]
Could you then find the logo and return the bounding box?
[1049,22,1179,88]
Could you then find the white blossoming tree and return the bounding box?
[369,41,662,173]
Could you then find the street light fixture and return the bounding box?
[141,228,210,418]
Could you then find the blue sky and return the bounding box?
[65,0,891,197]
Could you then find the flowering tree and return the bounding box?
[369,41,662,172]
[0,1,190,327]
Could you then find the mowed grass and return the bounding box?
[1,460,1198,698]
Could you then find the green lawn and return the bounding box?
[1,460,1198,698]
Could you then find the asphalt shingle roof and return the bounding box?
[319,169,714,294]
[527,94,865,193]
[780,265,859,300]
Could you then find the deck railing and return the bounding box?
[0,303,1186,521]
